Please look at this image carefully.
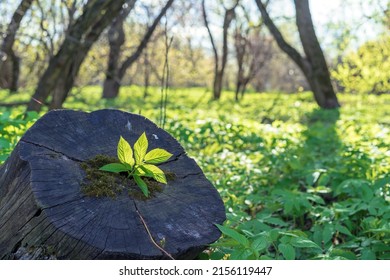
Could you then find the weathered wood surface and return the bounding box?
[0,109,226,259]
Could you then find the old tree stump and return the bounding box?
[0,109,225,259]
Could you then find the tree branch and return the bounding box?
[201,0,219,70]
[118,0,175,79]
[254,0,306,71]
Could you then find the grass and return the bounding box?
[1,86,389,259]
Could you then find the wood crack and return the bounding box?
[39,198,81,210]
[176,172,202,180]
[20,139,84,162]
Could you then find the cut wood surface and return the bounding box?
[0,109,225,259]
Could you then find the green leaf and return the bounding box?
[140,164,167,184]
[215,224,249,247]
[134,175,149,197]
[134,166,146,176]
[322,224,334,244]
[330,249,357,260]
[264,217,288,227]
[210,240,241,248]
[209,251,226,260]
[251,236,268,252]
[144,148,173,164]
[0,138,11,148]
[284,201,293,214]
[278,243,295,260]
[134,132,148,164]
[99,163,129,173]
[361,249,376,260]
[291,237,322,250]
[117,136,134,167]
[268,229,280,242]
[230,249,254,260]
[366,227,390,234]
[335,224,353,236]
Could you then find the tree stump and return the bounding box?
[0,109,226,259]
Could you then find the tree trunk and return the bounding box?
[102,0,175,99]
[26,0,128,112]
[255,0,340,109]
[10,53,20,92]
[143,51,150,99]
[102,1,136,99]
[213,71,223,100]
[215,7,235,100]
[239,77,251,99]
[202,0,237,101]
[102,79,122,99]
[0,109,225,259]
[294,0,340,108]
[0,0,34,91]
[234,31,245,102]
[235,80,242,102]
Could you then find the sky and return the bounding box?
[188,0,388,57]
[1,0,387,56]
[310,0,387,46]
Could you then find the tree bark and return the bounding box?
[102,0,175,99]
[294,0,340,108]
[0,0,34,92]
[143,51,151,99]
[255,0,340,109]
[234,28,246,101]
[202,0,237,100]
[0,109,225,259]
[102,0,136,99]
[26,0,128,112]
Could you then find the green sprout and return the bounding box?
[99,132,173,197]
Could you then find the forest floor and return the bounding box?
[1,87,389,259]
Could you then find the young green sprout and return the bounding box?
[99,132,172,197]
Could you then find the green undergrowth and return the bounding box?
[0,110,39,162]
[1,87,389,259]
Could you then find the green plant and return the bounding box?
[0,110,38,163]
[99,132,172,197]
[2,87,390,259]
[332,35,390,95]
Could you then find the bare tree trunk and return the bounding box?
[234,28,246,102]
[255,0,340,109]
[26,0,128,112]
[235,80,242,101]
[294,0,339,108]
[10,53,20,92]
[202,0,219,99]
[102,0,175,99]
[0,0,34,92]
[202,0,237,100]
[213,72,224,100]
[102,0,136,99]
[143,50,150,99]
[216,6,235,100]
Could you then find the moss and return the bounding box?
[165,171,176,181]
[80,155,120,198]
[80,154,175,200]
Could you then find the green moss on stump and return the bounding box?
[80,154,175,200]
